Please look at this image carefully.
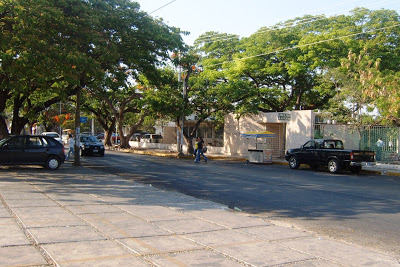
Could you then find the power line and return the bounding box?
[202,23,400,68]
[196,0,400,44]
[147,0,177,16]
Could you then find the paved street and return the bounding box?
[0,158,399,266]
[84,150,400,256]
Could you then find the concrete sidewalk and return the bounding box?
[0,164,399,266]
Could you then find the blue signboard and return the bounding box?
[80,116,88,123]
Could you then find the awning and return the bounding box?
[240,131,276,138]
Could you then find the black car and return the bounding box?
[0,135,65,170]
[79,135,105,156]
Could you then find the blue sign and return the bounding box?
[80,116,88,123]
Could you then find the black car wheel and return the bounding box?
[288,156,300,169]
[328,159,341,173]
[45,156,61,170]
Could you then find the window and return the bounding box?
[28,137,43,147]
[7,137,25,149]
[303,141,314,149]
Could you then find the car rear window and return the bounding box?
[42,137,57,147]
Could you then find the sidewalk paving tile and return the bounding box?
[146,250,245,267]
[286,259,342,266]
[28,225,107,244]
[0,206,10,218]
[279,236,400,267]
[118,204,194,222]
[155,218,227,235]
[67,204,126,215]
[42,240,143,266]
[59,256,149,267]
[80,213,171,238]
[215,241,315,266]
[12,206,86,228]
[0,246,47,266]
[5,198,59,208]
[46,192,106,206]
[185,229,263,247]
[188,209,273,229]
[119,235,204,255]
[0,218,31,246]
[238,225,311,241]
[168,200,227,213]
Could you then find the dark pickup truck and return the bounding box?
[285,139,375,174]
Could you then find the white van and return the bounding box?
[143,134,162,143]
[42,132,62,143]
[61,129,74,144]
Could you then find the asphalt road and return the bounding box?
[81,150,400,257]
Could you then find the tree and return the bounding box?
[152,33,252,154]
[0,0,184,140]
[0,0,103,138]
[319,9,400,124]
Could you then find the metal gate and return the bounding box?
[265,123,285,158]
[360,126,400,162]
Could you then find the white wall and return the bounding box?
[316,124,360,150]
[224,111,314,155]
[128,141,225,154]
[285,110,314,149]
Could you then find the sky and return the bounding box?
[136,0,400,45]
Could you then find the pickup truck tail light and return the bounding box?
[350,152,354,160]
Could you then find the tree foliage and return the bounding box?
[0,0,183,140]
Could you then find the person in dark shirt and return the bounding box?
[194,137,208,163]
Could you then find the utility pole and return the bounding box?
[177,59,185,156]
[73,89,81,166]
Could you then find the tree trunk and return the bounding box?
[0,118,9,139]
[104,119,116,147]
[185,135,195,155]
[11,116,28,135]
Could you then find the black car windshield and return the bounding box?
[80,136,99,142]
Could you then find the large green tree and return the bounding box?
[0,0,183,139]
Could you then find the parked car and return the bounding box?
[79,135,105,156]
[41,132,62,143]
[0,135,65,170]
[96,133,105,140]
[285,139,376,174]
[61,129,74,144]
[143,134,162,143]
[111,133,120,143]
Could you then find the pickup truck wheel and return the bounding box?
[288,156,300,169]
[350,166,362,174]
[328,159,341,173]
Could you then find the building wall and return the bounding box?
[285,110,314,149]
[162,126,177,144]
[315,124,361,150]
[224,111,314,156]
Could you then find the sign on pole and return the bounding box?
[80,116,88,123]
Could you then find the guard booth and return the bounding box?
[240,131,277,164]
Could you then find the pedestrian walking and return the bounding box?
[66,134,75,160]
[194,137,208,163]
